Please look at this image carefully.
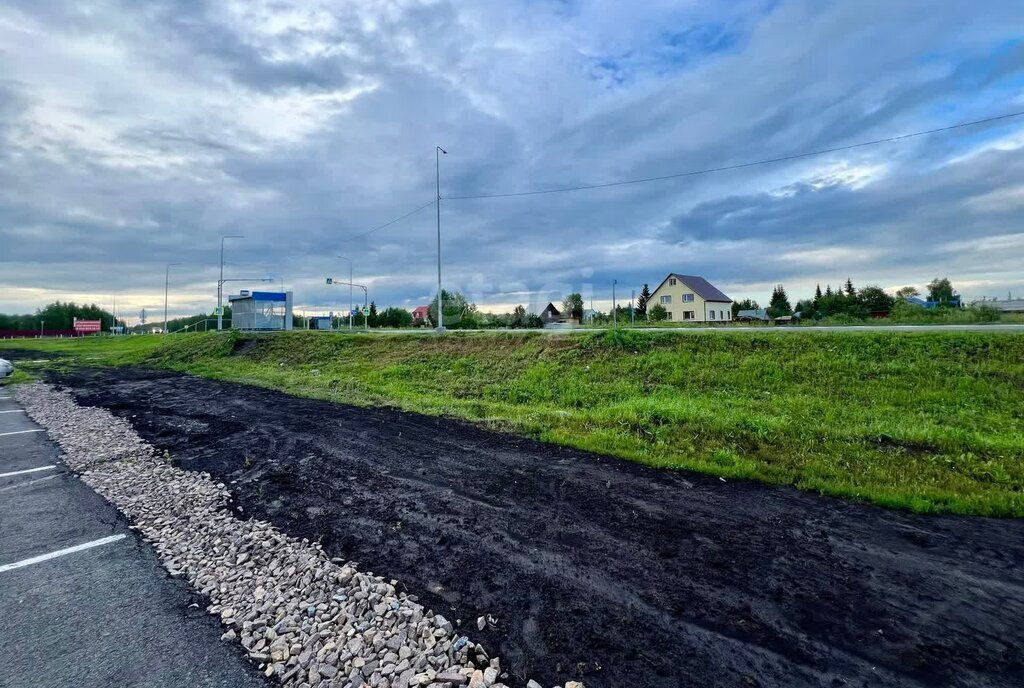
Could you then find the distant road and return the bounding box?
[365,323,1024,335]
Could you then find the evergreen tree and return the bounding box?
[814,284,822,304]
[844,277,856,296]
[824,284,833,297]
[368,301,378,328]
[636,284,651,317]
[767,284,792,318]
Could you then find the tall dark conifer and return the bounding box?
[636,283,651,316]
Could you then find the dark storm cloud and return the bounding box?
[151,11,352,94]
[666,138,1024,247]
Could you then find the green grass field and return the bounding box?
[4,329,1023,516]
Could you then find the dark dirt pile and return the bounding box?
[55,368,1024,688]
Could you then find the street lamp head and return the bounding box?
[437,146,447,155]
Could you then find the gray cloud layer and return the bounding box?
[1,0,1023,319]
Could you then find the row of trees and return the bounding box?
[358,291,545,329]
[759,277,958,320]
[0,301,115,332]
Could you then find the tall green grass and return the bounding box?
[4,329,1023,516]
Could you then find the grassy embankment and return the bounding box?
[3,329,1023,516]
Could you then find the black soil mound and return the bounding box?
[56,368,1024,688]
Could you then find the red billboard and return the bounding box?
[73,319,102,333]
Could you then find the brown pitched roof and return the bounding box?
[653,274,733,302]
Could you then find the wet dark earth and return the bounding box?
[52,367,1024,688]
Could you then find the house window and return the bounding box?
[683,311,694,320]
[660,295,671,304]
[669,278,677,286]
[709,310,716,320]
[665,311,672,320]
[682,293,694,302]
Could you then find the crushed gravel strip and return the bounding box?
[15,382,581,688]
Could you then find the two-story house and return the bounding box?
[648,274,733,322]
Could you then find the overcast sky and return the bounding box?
[1,0,1023,321]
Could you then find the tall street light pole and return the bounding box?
[436,146,447,332]
[164,262,182,335]
[612,279,618,328]
[218,235,244,331]
[337,255,353,330]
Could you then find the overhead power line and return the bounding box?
[340,198,437,242]
[444,109,1024,200]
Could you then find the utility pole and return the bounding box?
[218,235,244,331]
[164,262,182,335]
[337,256,353,330]
[612,279,618,328]
[436,145,447,332]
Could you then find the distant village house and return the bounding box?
[540,302,579,325]
[411,305,430,324]
[649,274,734,322]
[735,308,769,322]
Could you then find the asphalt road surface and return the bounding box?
[0,389,266,688]
[372,324,1024,334]
[56,367,1024,688]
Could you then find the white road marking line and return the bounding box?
[0,429,44,438]
[0,473,60,492]
[0,465,57,479]
[0,396,12,400]
[0,534,127,574]
[0,409,26,414]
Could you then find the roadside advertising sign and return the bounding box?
[73,319,102,333]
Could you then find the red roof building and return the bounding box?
[411,305,430,323]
